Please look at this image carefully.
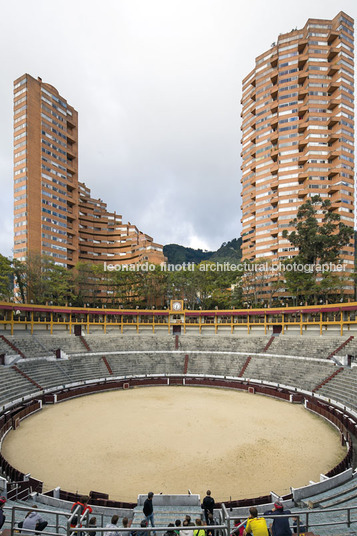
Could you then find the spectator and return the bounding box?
[181,519,194,536]
[231,519,245,536]
[120,516,133,536]
[264,502,292,536]
[193,519,205,536]
[87,517,97,536]
[0,497,7,531]
[202,491,215,525]
[164,523,177,536]
[292,517,306,534]
[136,519,149,536]
[104,515,121,536]
[207,512,219,536]
[143,492,155,533]
[243,507,269,536]
[175,520,182,535]
[20,505,48,535]
[71,496,93,527]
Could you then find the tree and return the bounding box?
[282,195,354,303]
[0,254,13,301]
[12,253,77,305]
[74,262,106,307]
[282,195,353,264]
[46,264,75,305]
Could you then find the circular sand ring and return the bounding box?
[2,383,347,503]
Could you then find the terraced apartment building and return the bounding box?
[13,74,165,267]
[240,12,355,292]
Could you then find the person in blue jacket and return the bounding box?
[263,502,292,536]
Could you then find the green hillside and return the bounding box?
[163,237,242,265]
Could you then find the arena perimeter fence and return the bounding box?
[0,374,355,509]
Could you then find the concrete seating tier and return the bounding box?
[57,355,109,382]
[3,333,354,362]
[85,333,176,352]
[18,356,109,387]
[5,334,53,358]
[187,353,247,376]
[317,368,357,410]
[18,360,71,389]
[0,338,18,356]
[0,367,39,407]
[0,349,349,413]
[299,476,357,509]
[243,355,336,392]
[27,334,87,355]
[106,352,185,377]
[178,335,270,353]
[268,335,347,360]
[334,338,357,358]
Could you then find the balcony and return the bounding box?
[298,137,308,149]
[328,116,339,128]
[67,117,76,129]
[329,191,343,204]
[298,171,308,183]
[298,39,308,53]
[328,176,341,193]
[298,188,309,198]
[270,115,278,129]
[328,63,339,77]
[298,70,308,84]
[329,148,340,161]
[298,152,308,165]
[328,167,340,178]
[298,120,308,134]
[270,163,278,175]
[328,47,340,62]
[270,131,278,144]
[298,55,308,69]
[298,85,308,99]
[67,130,76,144]
[270,86,278,99]
[328,98,340,111]
[270,148,278,162]
[270,100,278,114]
[328,30,339,46]
[270,73,278,86]
[270,53,278,68]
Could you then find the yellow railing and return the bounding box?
[0,301,357,335]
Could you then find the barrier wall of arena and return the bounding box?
[0,375,356,509]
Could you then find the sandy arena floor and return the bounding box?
[2,386,345,502]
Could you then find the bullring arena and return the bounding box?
[0,301,357,535]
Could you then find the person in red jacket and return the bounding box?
[71,496,93,527]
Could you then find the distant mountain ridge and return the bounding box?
[163,237,242,265]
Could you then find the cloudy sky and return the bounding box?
[0,0,356,256]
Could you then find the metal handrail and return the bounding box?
[2,503,357,536]
[222,503,357,533]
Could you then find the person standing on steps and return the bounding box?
[143,492,156,534]
[202,490,215,525]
